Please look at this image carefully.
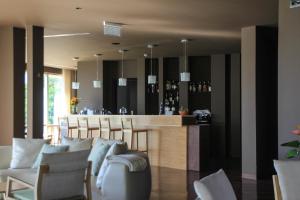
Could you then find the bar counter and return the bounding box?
[68,115,205,170]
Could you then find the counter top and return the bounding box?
[68,115,197,127]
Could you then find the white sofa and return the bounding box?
[0,145,151,200]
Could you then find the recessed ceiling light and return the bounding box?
[103,21,123,37]
[44,33,91,38]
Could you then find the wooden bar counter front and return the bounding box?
[68,115,196,170]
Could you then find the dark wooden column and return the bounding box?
[13,27,26,138]
[27,26,44,138]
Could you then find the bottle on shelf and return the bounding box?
[203,81,208,92]
[198,81,202,93]
[208,81,212,92]
[192,83,197,93]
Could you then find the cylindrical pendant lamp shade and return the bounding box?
[72,82,80,90]
[118,78,127,86]
[93,80,102,88]
[148,75,157,84]
[180,72,190,82]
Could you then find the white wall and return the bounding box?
[278,0,300,158]
[0,27,14,145]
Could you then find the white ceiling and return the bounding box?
[0,0,278,68]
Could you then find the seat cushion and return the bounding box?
[0,168,37,185]
[11,189,34,200]
[193,169,237,200]
[274,160,300,200]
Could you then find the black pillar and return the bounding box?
[32,26,44,138]
[13,27,26,138]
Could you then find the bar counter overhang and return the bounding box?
[68,115,206,171]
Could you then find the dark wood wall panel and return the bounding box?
[13,27,26,138]
[32,26,44,138]
[103,61,119,114]
[256,26,278,179]
[145,58,159,115]
[188,56,211,112]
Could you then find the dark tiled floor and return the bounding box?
[150,159,274,200]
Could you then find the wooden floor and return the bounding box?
[150,166,274,200]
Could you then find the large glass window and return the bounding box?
[44,73,64,125]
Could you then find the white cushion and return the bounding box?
[96,142,127,188]
[0,146,12,169]
[61,137,93,152]
[193,169,237,200]
[274,160,300,200]
[10,138,50,169]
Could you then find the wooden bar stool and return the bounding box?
[77,117,99,138]
[99,118,122,140]
[58,117,77,140]
[121,118,149,154]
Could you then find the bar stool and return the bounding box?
[58,117,77,140]
[99,118,122,140]
[77,117,99,138]
[121,118,149,154]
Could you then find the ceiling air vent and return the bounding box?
[290,0,300,8]
[103,21,123,37]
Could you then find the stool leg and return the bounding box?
[145,131,148,154]
[137,132,139,151]
[131,132,134,150]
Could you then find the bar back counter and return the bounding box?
[68,115,210,171]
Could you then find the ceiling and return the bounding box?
[0,0,278,68]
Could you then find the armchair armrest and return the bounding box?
[0,146,12,169]
[101,153,151,200]
[106,154,147,172]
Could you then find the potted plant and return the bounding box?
[179,106,189,116]
[70,96,79,114]
[281,125,300,158]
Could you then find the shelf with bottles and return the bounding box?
[146,83,159,94]
[189,81,211,94]
[163,80,179,115]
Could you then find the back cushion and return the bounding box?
[193,169,237,200]
[274,160,300,200]
[10,138,51,169]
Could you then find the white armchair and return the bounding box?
[193,169,237,200]
[5,150,91,200]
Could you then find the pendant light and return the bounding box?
[118,49,127,86]
[147,44,157,85]
[180,39,190,82]
[72,57,80,90]
[93,54,102,88]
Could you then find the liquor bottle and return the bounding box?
[198,82,202,93]
[192,83,197,93]
[176,92,179,102]
[203,81,208,92]
[189,83,193,92]
[208,81,212,92]
[159,102,164,115]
